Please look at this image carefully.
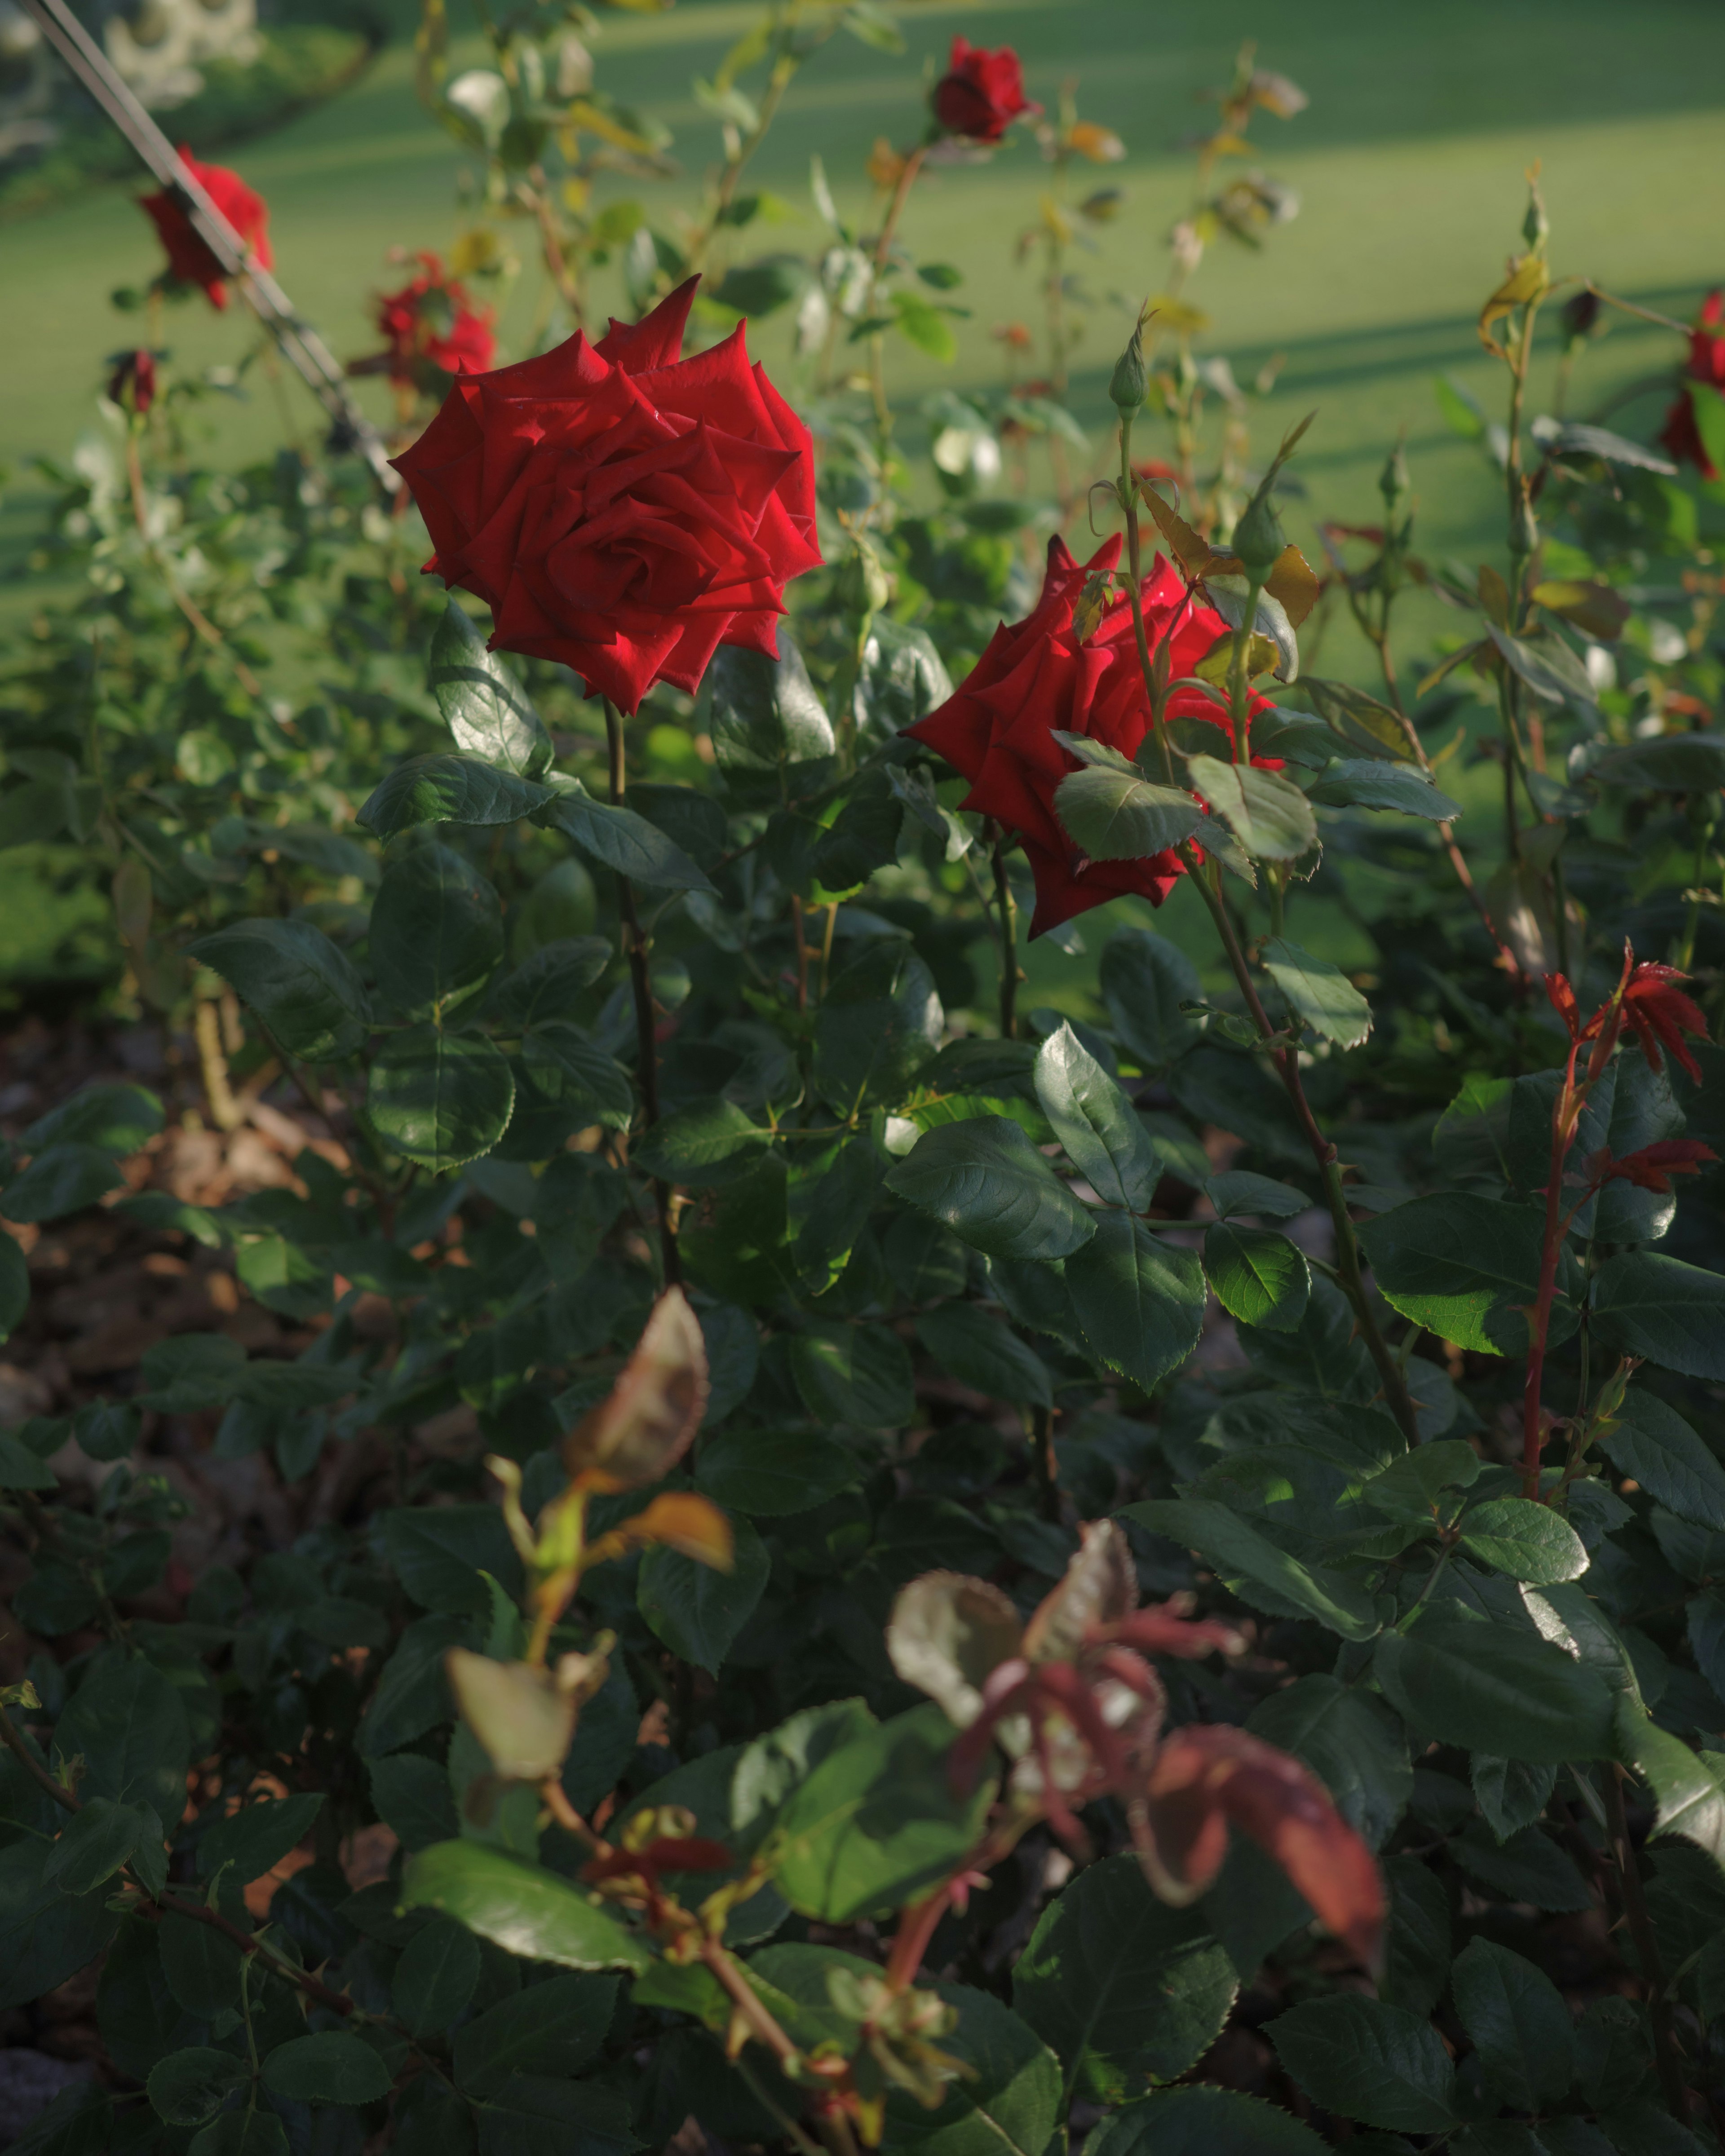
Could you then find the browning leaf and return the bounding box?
[564,1286,709,1491]
[1023,1520,1137,1663]
[888,1572,1025,1727]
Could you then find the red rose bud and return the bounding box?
[392,277,821,714]
[904,534,1276,937]
[109,348,157,415]
[1659,289,1725,479]
[353,252,497,393]
[932,37,1040,146]
[138,151,271,312]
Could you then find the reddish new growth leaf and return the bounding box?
[1584,1139,1720,1195]
[583,1837,733,1890]
[1621,961,1711,1084]
[889,1524,1385,1971]
[1133,1724,1386,1975]
[1544,968,1582,1040]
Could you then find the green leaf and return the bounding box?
[540,784,715,893]
[0,1424,54,1488]
[708,631,834,778]
[147,2047,250,2127]
[359,755,556,837]
[197,1794,323,1884]
[367,1026,514,1172]
[916,1303,1052,1408]
[1,1143,125,1224]
[1013,1853,1235,2101]
[852,616,953,743]
[393,1912,481,2037]
[1203,1222,1311,1331]
[1307,759,1463,818]
[467,2075,635,2156]
[490,938,611,1029]
[632,1097,769,1185]
[638,1511,770,1673]
[814,941,943,1116]
[1614,1696,1725,1869]
[400,1840,651,1970]
[1034,1022,1159,1209]
[1100,926,1202,1071]
[369,1753,460,1852]
[158,1907,245,2016]
[452,1970,618,2096]
[1359,1439,1481,1524]
[1472,1754,1557,1841]
[1067,1215,1208,1392]
[383,1505,523,1615]
[369,840,504,1022]
[892,287,958,361]
[885,1984,1062,2155]
[429,598,552,777]
[1451,1935,1575,2112]
[261,2032,392,2106]
[1593,732,1725,792]
[1373,1604,1616,1761]
[1125,1498,1380,1640]
[1187,755,1318,861]
[1085,2087,1331,2156]
[1270,1993,1458,2134]
[57,1655,190,1824]
[885,1117,1095,1262]
[1247,1676,1411,1849]
[1166,1045,1309,1163]
[24,1083,163,1155]
[190,2107,292,2156]
[1591,1252,1725,1379]
[1204,1170,1310,1220]
[774,1704,995,1924]
[43,1796,149,1894]
[1053,765,1205,860]
[1357,1194,1548,1356]
[696,1427,858,1516]
[0,1249,37,1348]
[1459,1497,1590,1584]
[520,1025,632,1133]
[0,1840,118,2010]
[789,1321,915,1427]
[1261,937,1373,1048]
[189,918,371,1062]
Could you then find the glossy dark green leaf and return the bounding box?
[814,941,942,1115]
[489,937,612,1029]
[42,1796,149,1894]
[852,615,952,742]
[1373,1604,1616,1761]
[1451,1935,1575,2112]
[519,1025,632,1131]
[452,1970,618,2095]
[158,1906,246,2015]
[197,1794,323,1885]
[708,629,834,776]
[1067,1214,1205,1390]
[916,1302,1051,1408]
[540,786,715,893]
[1307,759,1462,818]
[0,1840,119,2011]
[1357,1194,1548,1356]
[1261,937,1373,1048]
[788,1321,914,1426]
[886,1117,1095,1262]
[190,918,371,1061]
[1188,754,1318,861]
[1459,1497,1590,1584]
[1100,926,1202,1071]
[23,1083,163,1155]
[1127,1498,1380,1640]
[774,1704,995,1924]
[1270,1993,1458,2133]
[1203,1169,1310,1220]
[1013,1854,1236,2101]
[367,1026,514,1171]
[632,1096,769,1185]
[360,755,556,837]
[188,2105,292,2156]
[399,1841,651,1970]
[261,2032,391,2105]
[0,1233,28,1345]
[638,1510,770,1674]
[695,1427,859,1516]
[57,1656,189,1823]
[1247,1676,1411,1848]
[369,841,504,1021]
[1034,1022,1159,1209]
[1,1143,125,1224]
[1054,764,1205,860]
[429,598,552,776]
[1085,2087,1330,2156]
[1590,1252,1725,1378]
[146,2047,249,2127]
[1203,1222,1311,1331]
[883,1984,1062,2154]
[369,1753,460,1852]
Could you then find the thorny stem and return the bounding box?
[685,4,806,274]
[696,1939,861,2156]
[125,434,266,702]
[0,1700,358,2021]
[866,143,929,464]
[603,700,681,1286]
[1605,1764,1693,2125]
[1116,412,1420,1446]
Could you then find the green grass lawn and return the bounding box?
[0,0,1721,1001]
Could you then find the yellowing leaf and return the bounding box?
[448,228,501,278]
[1479,253,1551,355]
[623,1492,735,1568]
[1477,563,1511,629]
[1067,121,1125,164]
[1137,482,1222,579]
[565,1286,709,1493]
[1143,293,1210,337]
[1532,579,1631,641]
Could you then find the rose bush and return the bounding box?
[0,13,1724,2156]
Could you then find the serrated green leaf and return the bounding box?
[1188,755,1318,861]
[1261,937,1373,1048]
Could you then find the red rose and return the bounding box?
[138,151,271,311]
[108,348,156,415]
[1659,288,1724,479]
[906,535,1273,937]
[392,277,822,713]
[354,252,497,392]
[933,37,1040,146]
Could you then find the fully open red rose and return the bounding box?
[392,277,821,713]
[352,252,496,394]
[1659,288,1725,479]
[138,152,271,312]
[906,535,1274,937]
[933,37,1040,146]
